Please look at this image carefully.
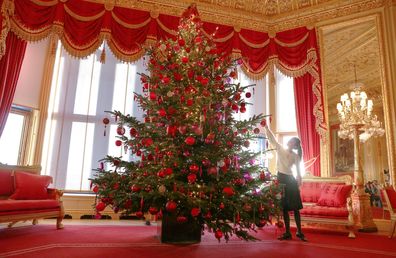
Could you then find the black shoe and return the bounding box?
[277,233,292,240]
[145,221,151,226]
[296,232,307,242]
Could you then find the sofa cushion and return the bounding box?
[0,199,60,212]
[0,169,14,196]
[317,184,352,207]
[300,205,349,218]
[9,172,52,200]
[300,182,323,203]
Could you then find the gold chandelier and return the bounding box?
[336,75,384,142]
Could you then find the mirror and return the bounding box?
[320,16,389,185]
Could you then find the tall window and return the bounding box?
[41,43,146,191]
[0,106,31,165]
[237,69,269,168]
[274,69,302,175]
[275,69,297,147]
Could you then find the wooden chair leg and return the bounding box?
[7,221,17,228]
[390,220,396,238]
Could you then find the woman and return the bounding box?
[264,124,307,241]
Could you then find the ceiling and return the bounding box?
[320,18,383,124]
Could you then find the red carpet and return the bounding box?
[0,224,395,258]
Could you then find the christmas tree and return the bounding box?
[91,4,281,242]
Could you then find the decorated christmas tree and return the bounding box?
[91,4,281,242]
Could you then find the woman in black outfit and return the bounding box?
[264,124,307,241]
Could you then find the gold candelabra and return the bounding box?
[336,69,383,232]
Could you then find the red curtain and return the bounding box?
[294,74,321,176]
[0,32,27,137]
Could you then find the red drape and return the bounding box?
[294,74,321,176]
[0,32,27,137]
[0,0,327,142]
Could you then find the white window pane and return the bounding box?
[0,113,24,164]
[74,55,101,115]
[81,123,95,191]
[65,122,86,190]
[276,71,296,132]
[112,63,129,112]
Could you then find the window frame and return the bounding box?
[1,105,32,165]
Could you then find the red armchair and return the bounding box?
[381,187,396,238]
[0,164,64,229]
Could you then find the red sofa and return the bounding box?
[0,165,64,229]
[298,173,355,238]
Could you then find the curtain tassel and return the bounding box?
[100,47,106,64]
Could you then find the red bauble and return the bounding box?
[115,140,122,146]
[219,202,225,209]
[231,104,239,111]
[149,207,159,215]
[102,118,110,125]
[234,93,241,101]
[135,211,144,218]
[187,173,197,184]
[206,132,215,140]
[116,126,125,135]
[149,92,157,100]
[157,108,167,117]
[260,119,267,127]
[202,89,210,97]
[202,159,211,167]
[222,187,234,197]
[208,166,217,175]
[186,99,194,106]
[191,207,200,217]
[253,128,260,134]
[200,77,209,85]
[166,125,177,137]
[162,77,170,84]
[243,140,250,148]
[130,128,138,137]
[245,92,252,98]
[96,202,106,212]
[184,136,196,145]
[215,229,223,239]
[131,185,141,192]
[92,185,99,193]
[189,164,199,173]
[177,216,188,223]
[178,125,187,134]
[195,36,202,44]
[178,39,185,46]
[165,201,177,212]
[181,56,189,63]
[204,211,212,219]
[243,204,252,212]
[240,106,246,113]
[157,170,165,178]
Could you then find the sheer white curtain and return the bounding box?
[41,43,146,191]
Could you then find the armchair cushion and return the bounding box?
[317,184,352,207]
[0,169,13,196]
[0,199,60,212]
[9,172,52,200]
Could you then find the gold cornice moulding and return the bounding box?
[85,0,388,32]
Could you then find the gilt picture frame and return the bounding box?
[330,124,354,177]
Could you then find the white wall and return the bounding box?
[13,39,49,109]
